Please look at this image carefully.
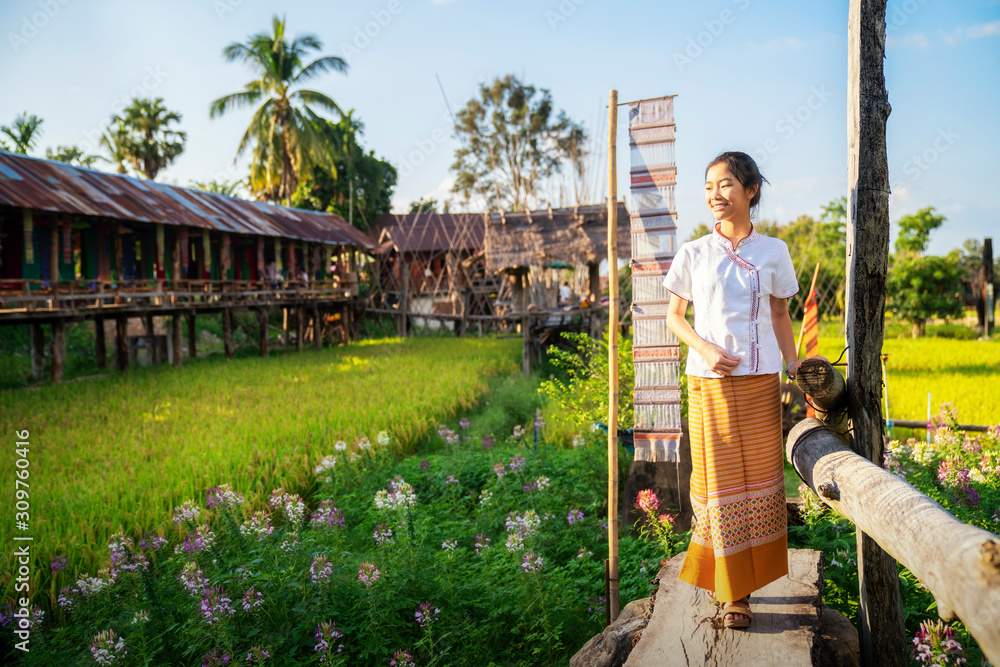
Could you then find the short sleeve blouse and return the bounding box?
[663,225,798,378]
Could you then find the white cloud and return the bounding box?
[943,20,1000,46]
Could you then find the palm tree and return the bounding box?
[99,121,133,174]
[46,145,101,168]
[209,15,348,205]
[114,98,187,180]
[1,112,44,154]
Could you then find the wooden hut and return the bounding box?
[0,150,374,381]
[484,202,631,313]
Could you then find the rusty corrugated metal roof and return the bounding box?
[0,151,373,249]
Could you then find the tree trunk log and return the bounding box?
[94,316,107,368]
[143,314,157,366]
[172,313,183,367]
[296,307,304,352]
[115,315,129,371]
[313,305,322,349]
[847,1,904,664]
[223,308,234,360]
[787,418,1000,664]
[51,321,66,383]
[186,312,196,360]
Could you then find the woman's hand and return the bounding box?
[701,344,740,376]
[787,355,830,377]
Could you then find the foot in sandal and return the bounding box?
[722,596,753,629]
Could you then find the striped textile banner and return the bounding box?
[629,95,681,462]
[802,287,820,418]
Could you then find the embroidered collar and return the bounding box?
[713,223,758,250]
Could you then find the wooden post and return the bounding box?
[172,313,183,367]
[51,320,66,383]
[313,305,322,349]
[115,315,129,371]
[296,307,304,352]
[521,270,531,375]
[846,1,905,664]
[399,260,409,338]
[186,311,197,360]
[588,262,602,340]
[94,316,107,368]
[50,224,60,307]
[143,313,157,365]
[223,308,235,360]
[606,88,621,624]
[985,238,994,333]
[258,308,269,357]
[282,307,289,346]
[29,323,45,382]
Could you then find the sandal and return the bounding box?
[722,596,753,629]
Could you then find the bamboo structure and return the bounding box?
[606,88,621,624]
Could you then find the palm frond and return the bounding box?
[291,56,348,84]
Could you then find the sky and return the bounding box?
[1,0,998,256]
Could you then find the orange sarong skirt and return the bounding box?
[678,373,788,602]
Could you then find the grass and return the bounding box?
[0,336,520,604]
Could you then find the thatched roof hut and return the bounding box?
[484,202,631,273]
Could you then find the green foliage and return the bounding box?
[895,206,945,255]
[886,253,965,336]
[210,14,349,203]
[189,178,244,197]
[539,332,634,433]
[291,112,397,231]
[685,223,712,243]
[0,111,44,154]
[44,145,101,168]
[6,387,688,666]
[450,74,586,212]
[0,338,520,606]
[409,198,440,214]
[113,97,187,180]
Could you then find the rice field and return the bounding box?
[811,326,1000,427]
[0,337,519,601]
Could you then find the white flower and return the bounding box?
[334,440,347,452]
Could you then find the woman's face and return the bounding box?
[705,163,755,224]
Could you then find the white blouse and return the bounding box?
[663,225,798,378]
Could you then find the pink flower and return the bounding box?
[359,561,380,587]
[636,489,659,513]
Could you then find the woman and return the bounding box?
[663,151,805,629]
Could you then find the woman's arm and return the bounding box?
[666,293,740,375]
[770,295,800,376]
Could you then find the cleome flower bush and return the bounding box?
[790,403,999,666]
[3,406,688,665]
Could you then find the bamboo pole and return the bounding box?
[606,88,620,624]
[796,262,822,358]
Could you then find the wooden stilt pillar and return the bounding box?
[258,308,269,357]
[94,316,107,368]
[172,313,183,367]
[51,320,66,383]
[186,311,196,360]
[313,305,322,349]
[115,315,129,371]
[30,323,45,382]
[295,307,304,352]
[521,270,531,375]
[398,262,409,338]
[143,313,157,365]
[223,308,235,360]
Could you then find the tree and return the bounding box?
[100,121,132,174]
[45,145,101,168]
[451,74,586,212]
[113,98,187,180]
[685,223,712,243]
[190,179,244,197]
[886,252,964,337]
[409,198,439,214]
[210,14,348,204]
[894,206,945,255]
[1,112,44,154]
[291,114,396,230]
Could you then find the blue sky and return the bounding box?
[2,0,997,255]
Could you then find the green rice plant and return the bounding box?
[0,337,519,607]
